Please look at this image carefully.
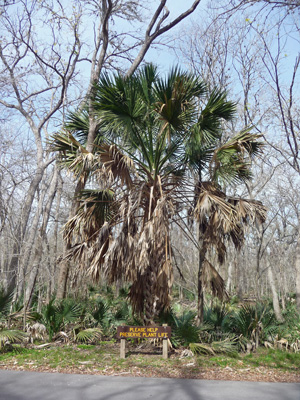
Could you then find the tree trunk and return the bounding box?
[226,260,234,293]
[295,229,300,314]
[196,252,205,325]
[236,251,244,301]
[24,166,59,307]
[196,229,206,326]
[7,165,47,292]
[267,262,284,322]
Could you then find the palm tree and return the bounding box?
[184,98,267,323]
[52,65,206,324]
[51,64,266,324]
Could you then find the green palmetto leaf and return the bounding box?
[189,337,238,356]
[0,329,27,349]
[64,108,104,146]
[94,72,146,139]
[200,88,236,126]
[75,328,102,343]
[56,300,82,324]
[137,63,159,106]
[170,310,200,347]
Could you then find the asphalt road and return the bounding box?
[0,370,299,400]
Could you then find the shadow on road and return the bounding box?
[0,370,299,400]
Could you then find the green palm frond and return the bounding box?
[190,337,238,356]
[64,109,90,141]
[153,67,206,132]
[50,130,87,154]
[75,328,102,343]
[41,298,82,341]
[94,73,146,139]
[56,300,82,324]
[201,88,236,124]
[137,64,159,105]
[204,304,232,331]
[184,88,236,175]
[0,329,27,350]
[210,128,264,184]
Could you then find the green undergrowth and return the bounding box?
[0,343,299,375]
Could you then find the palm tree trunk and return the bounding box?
[143,266,156,326]
[196,225,207,325]
[196,252,205,325]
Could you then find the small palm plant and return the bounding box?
[172,310,200,347]
[0,329,27,351]
[159,309,200,347]
[41,298,82,341]
[230,303,278,348]
[0,288,27,351]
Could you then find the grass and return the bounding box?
[0,343,299,379]
[195,347,300,373]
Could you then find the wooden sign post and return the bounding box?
[117,325,171,359]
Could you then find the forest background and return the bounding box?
[1,0,300,342]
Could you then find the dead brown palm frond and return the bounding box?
[68,152,99,177]
[193,182,267,267]
[202,259,229,301]
[87,222,111,281]
[62,189,116,279]
[50,131,97,180]
[195,182,266,236]
[64,190,115,242]
[231,197,267,224]
[95,143,134,188]
[194,182,237,233]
